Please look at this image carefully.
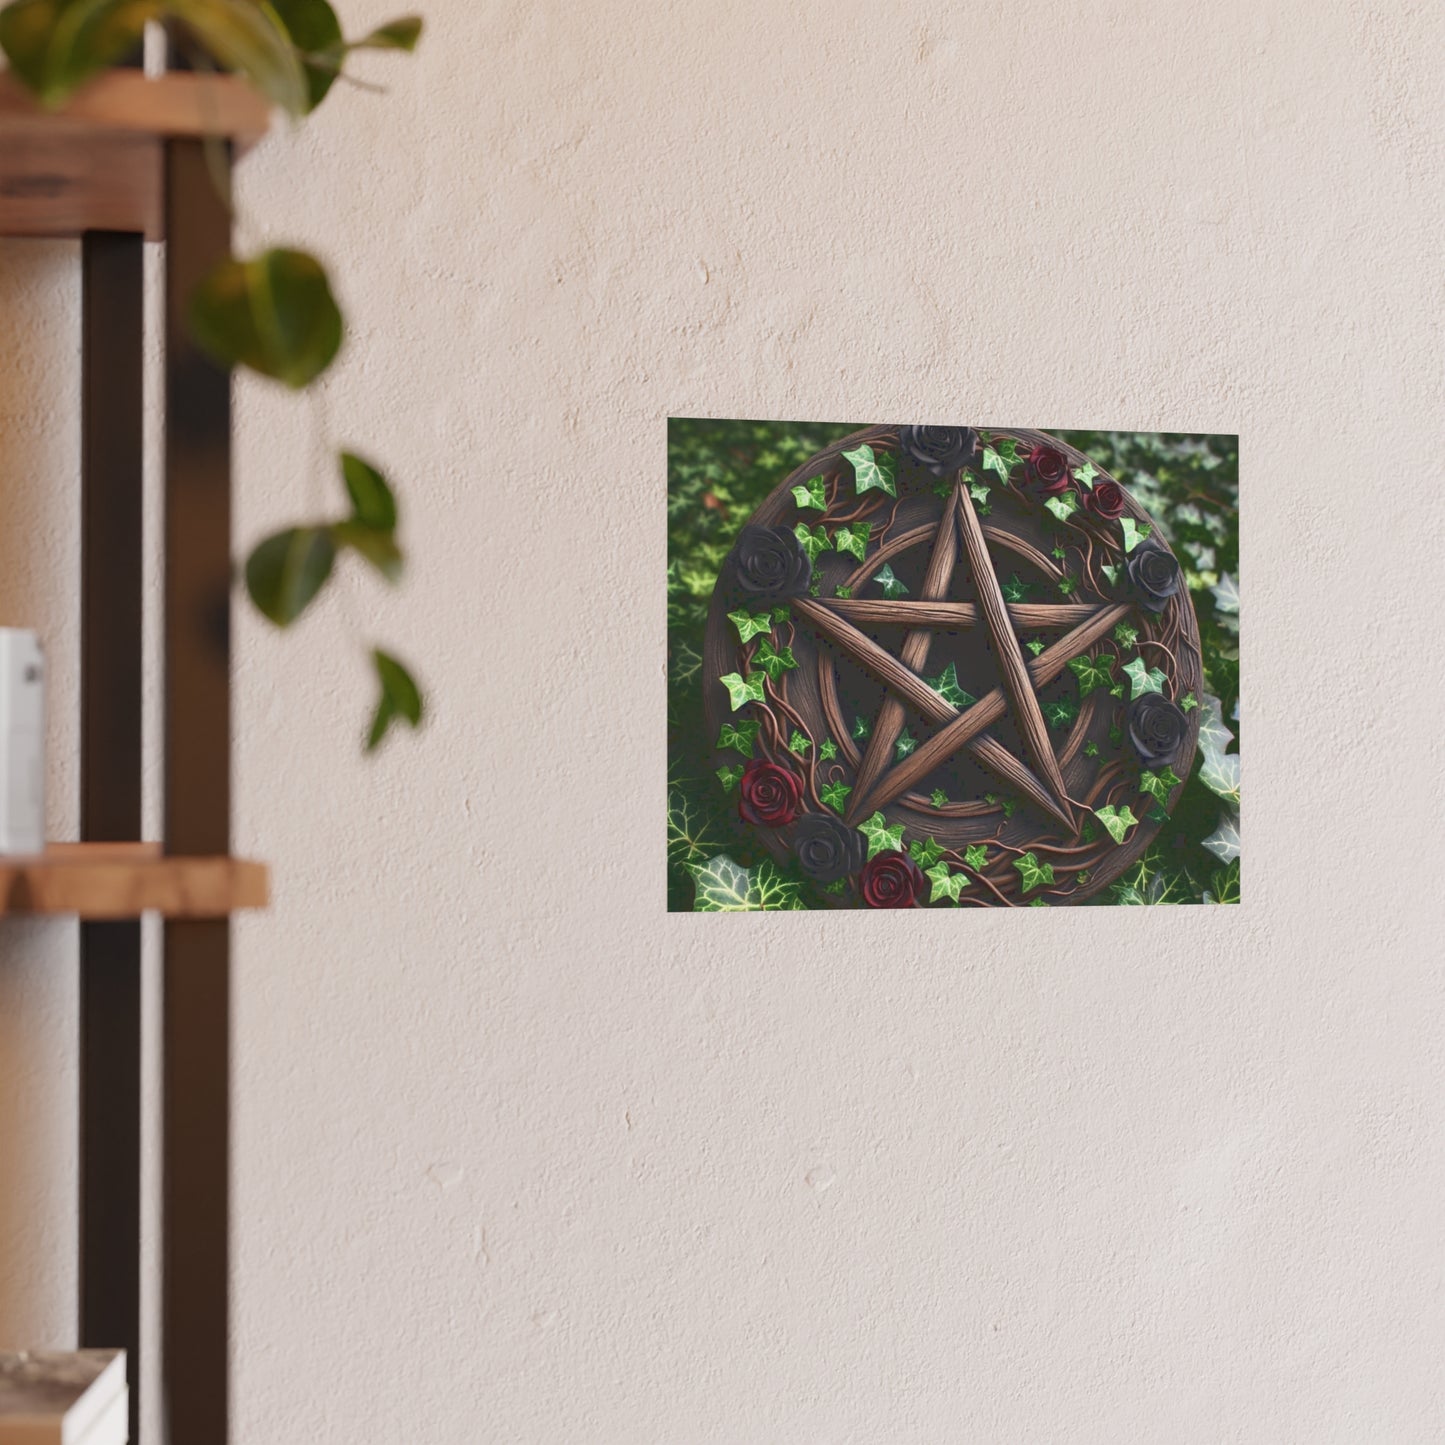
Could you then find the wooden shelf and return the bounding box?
[0,71,271,239]
[0,842,267,919]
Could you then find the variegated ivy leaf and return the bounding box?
[772,605,791,623]
[857,811,905,859]
[1113,620,1139,648]
[791,475,827,511]
[727,609,773,644]
[1042,698,1078,729]
[1201,813,1241,864]
[895,728,917,760]
[753,638,797,682]
[717,719,760,757]
[1013,851,1055,893]
[1120,517,1152,553]
[1001,573,1032,602]
[852,715,871,741]
[926,863,969,904]
[833,522,870,561]
[1211,572,1239,615]
[819,780,852,814]
[968,479,991,505]
[874,563,908,599]
[909,836,944,870]
[1197,693,1233,761]
[930,789,949,807]
[1073,459,1098,490]
[719,671,765,710]
[793,522,829,563]
[1199,750,1241,807]
[1068,652,1115,697]
[843,443,896,496]
[716,764,744,792]
[818,739,839,761]
[1044,491,1079,524]
[981,437,1022,482]
[788,730,811,756]
[1122,657,1167,699]
[1139,766,1182,805]
[1100,563,1122,586]
[693,854,804,912]
[964,844,989,872]
[668,789,725,870]
[1093,804,1139,844]
[927,661,975,709]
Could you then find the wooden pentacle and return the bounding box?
[702,425,1204,907]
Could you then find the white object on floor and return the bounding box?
[0,628,44,856]
[0,1351,126,1445]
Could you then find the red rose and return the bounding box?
[1026,443,1071,495]
[859,851,926,908]
[738,759,803,827]
[1087,480,1126,519]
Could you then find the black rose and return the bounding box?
[1127,694,1188,768]
[729,525,811,602]
[899,425,980,477]
[1126,544,1181,612]
[792,813,867,884]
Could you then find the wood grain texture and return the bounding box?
[0,844,267,918]
[826,598,1099,628]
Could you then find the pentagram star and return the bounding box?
[791,478,1128,828]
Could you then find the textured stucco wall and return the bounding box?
[4,0,1445,1439]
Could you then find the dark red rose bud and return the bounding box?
[1087,480,1126,519]
[738,759,803,828]
[859,850,927,908]
[1026,444,1071,494]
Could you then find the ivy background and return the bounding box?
[667,420,1240,910]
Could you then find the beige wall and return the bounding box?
[4,0,1445,1439]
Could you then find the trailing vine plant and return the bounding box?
[0,0,427,749]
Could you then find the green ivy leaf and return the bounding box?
[834,585,853,599]
[1180,691,1199,712]
[717,719,760,757]
[1013,851,1055,893]
[791,475,827,511]
[1138,766,1182,805]
[968,479,992,505]
[1057,575,1078,596]
[668,788,725,869]
[822,878,848,895]
[1025,638,1045,657]
[716,764,744,792]
[772,606,791,623]
[981,437,1021,482]
[1197,693,1233,760]
[1083,741,1100,757]
[1201,813,1241,864]
[858,811,905,859]
[843,443,897,496]
[365,648,423,751]
[245,526,336,626]
[1120,517,1152,553]
[1122,657,1167,698]
[930,789,949,807]
[874,563,908,598]
[818,739,839,762]
[793,522,830,563]
[833,521,870,561]
[1211,572,1240,615]
[189,248,343,389]
[851,715,871,741]
[719,672,765,710]
[1073,459,1098,490]
[964,844,989,872]
[1204,858,1241,905]
[819,780,852,814]
[1001,574,1032,603]
[1042,698,1078,728]
[753,637,797,682]
[1068,652,1115,697]
[727,609,773,644]
[925,862,969,904]
[1093,804,1139,843]
[985,792,1019,818]
[926,661,975,709]
[895,728,917,760]
[1113,620,1139,648]
[1100,563,1122,586]
[788,730,811,756]
[1199,751,1241,807]
[692,855,804,911]
[909,836,944,869]
[1044,491,1079,523]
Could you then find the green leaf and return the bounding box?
[1057,575,1077,596]
[1013,851,1055,893]
[926,661,975,709]
[858,811,905,859]
[1201,813,1241,864]
[245,526,336,626]
[1044,491,1078,523]
[1120,517,1152,553]
[818,739,839,762]
[668,788,725,869]
[832,522,870,561]
[930,789,949,807]
[819,780,852,814]
[834,584,853,599]
[822,878,848,895]
[716,764,743,792]
[895,728,917,760]
[1199,751,1241,807]
[1068,652,1115,697]
[1001,573,1032,602]
[1197,693,1233,760]
[964,844,989,872]
[1113,621,1139,648]
[1180,691,1199,712]
[985,792,1019,818]
[727,609,773,644]
[772,606,791,623]
[1042,698,1078,729]
[719,672,765,710]
[350,14,422,50]
[339,451,397,531]
[270,0,343,109]
[717,719,760,758]
[925,862,969,903]
[791,476,827,511]
[1100,563,1122,586]
[1139,766,1182,805]
[909,836,944,869]
[0,0,157,107]
[981,438,1021,482]
[1204,858,1241,905]
[167,0,310,115]
[793,522,829,563]
[189,249,343,389]
[1211,572,1239,615]
[752,637,797,682]
[1083,741,1099,757]
[1093,804,1139,844]
[788,730,811,756]
[750,857,807,910]
[1122,657,1167,698]
[692,855,753,910]
[843,443,896,496]
[365,648,423,750]
[851,715,871,741]
[874,563,908,599]
[968,479,991,505]
[1025,638,1045,657]
[331,519,403,582]
[1073,459,1098,490]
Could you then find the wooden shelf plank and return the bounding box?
[0,843,267,919]
[0,72,270,239]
